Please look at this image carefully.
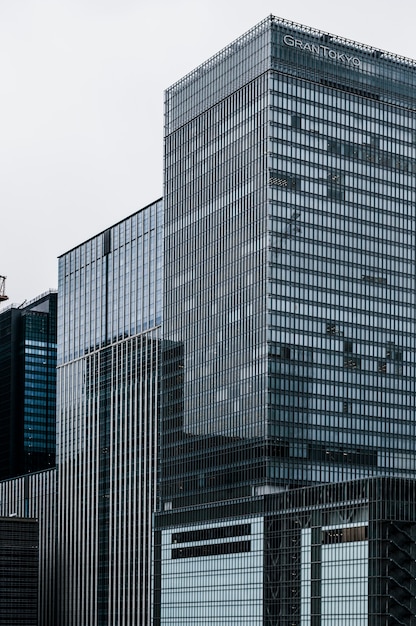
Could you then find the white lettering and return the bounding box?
[282,34,361,67]
[283,34,295,47]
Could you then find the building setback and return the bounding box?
[156,15,416,624]
[0,292,57,480]
[56,200,163,625]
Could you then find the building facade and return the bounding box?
[161,15,416,512]
[0,469,57,626]
[56,200,163,625]
[0,516,39,626]
[156,15,416,624]
[156,477,416,626]
[0,292,57,480]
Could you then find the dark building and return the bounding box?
[0,516,39,626]
[0,292,57,479]
[0,469,57,626]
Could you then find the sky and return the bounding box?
[0,0,414,309]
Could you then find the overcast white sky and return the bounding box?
[0,0,414,309]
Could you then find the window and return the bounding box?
[291,114,302,129]
[322,526,368,544]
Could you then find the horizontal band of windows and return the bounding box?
[320,78,380,101]
[328,138,416,174]
[322,525,368,544]
[171,540,251,560]
[309,445,377,467]
[172,523,251,545]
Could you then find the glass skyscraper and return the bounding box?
[0,292,57,479]
[56,200,163,625]
[160,15,416,512]
[156,15,416,625]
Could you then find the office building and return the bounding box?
[56,200,163,625]
[0,516,39,626]
[0,292,57,479]
[156,15,416,624]
[156,477,416,625]
[0,469,56,626]
[161,14,416,510]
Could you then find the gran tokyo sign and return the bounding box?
[283,34,361,68]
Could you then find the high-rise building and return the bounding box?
[0,292,57,479]
[156,15,416,625]
[56,200,163,625]
[160,15,416,511]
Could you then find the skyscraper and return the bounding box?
[160,15,416,511]
[56,200,163,625]
[156,15,416,625]
[0,292,57,479]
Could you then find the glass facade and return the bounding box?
[20,296,57,474]
[159,518,264,625]
[57,200,163,626]
[267,42,416,485]
[157,16,416,623]
[57,202,163,366]
[156,477,416,625]
[0,292,57,479]
[161,16,416,512]
[262,478,416,625]
[162,26,271,508]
